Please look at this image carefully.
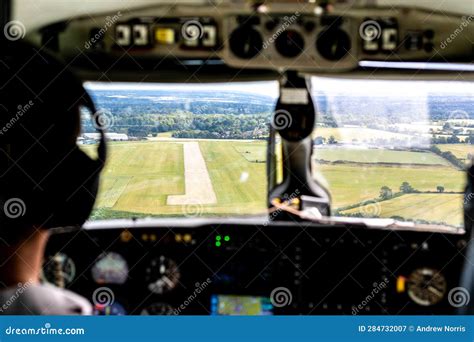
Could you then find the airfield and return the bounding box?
[82,127,468,227]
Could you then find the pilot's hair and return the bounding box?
[0,40,86,244]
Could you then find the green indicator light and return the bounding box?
[216,235,222,241]
[215,241,221,247]
[224,236,230,242]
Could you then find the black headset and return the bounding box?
[0,40,107,231]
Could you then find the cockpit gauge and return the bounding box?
[140,302,176,315]
[145,256,181,294]
[42,253,76,288]
[229,27,263,59]
[316,28,351,61]
[407,268,447,306]
[92,252,129,285]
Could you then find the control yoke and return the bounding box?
[267,71,331,221]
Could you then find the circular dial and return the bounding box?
[140,302,175,315]
[275,30,305,58]
[93,302,127,316]
[407,268,447,306]
[316,28,351,61]
[229,27,263,59]
[42,253,76,288]
[91,252,129,285]
[145,256,181,294]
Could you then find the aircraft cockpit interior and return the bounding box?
[1,0,474,325]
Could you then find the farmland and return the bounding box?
[341,194,463,227]
[437,144,474,163]
[82,139,465,227]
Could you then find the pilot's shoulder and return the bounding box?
[0,283,92,315]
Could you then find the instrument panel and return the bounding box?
[42,221,468,315]
[31,3,473,75]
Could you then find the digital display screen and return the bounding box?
[210,295,273,316]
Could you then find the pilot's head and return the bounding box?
[0,40,106,245]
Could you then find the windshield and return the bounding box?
[82,81,278,220]
[311,77,474,228]
[82,79,473,228]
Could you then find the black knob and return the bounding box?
[275,30,305,58]
[229,27,263,59]
[316,28,351,61]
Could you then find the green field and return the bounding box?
[437,144,474,162]
[315,148,450,166]
[82,140,465,226]
[83,140,267,218]
[341,194,463,227]
[316,164,464,208]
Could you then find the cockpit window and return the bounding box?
[311,77,474,228]
[81,79,473,227]
[81,82,278,220]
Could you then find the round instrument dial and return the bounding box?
[316,28,351,61]
[407,268,447,306]
[92,252,129,285]
[229,27,263,59]
[42,253,76,288]
[145,256,181,294]
[275,30,305,58]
